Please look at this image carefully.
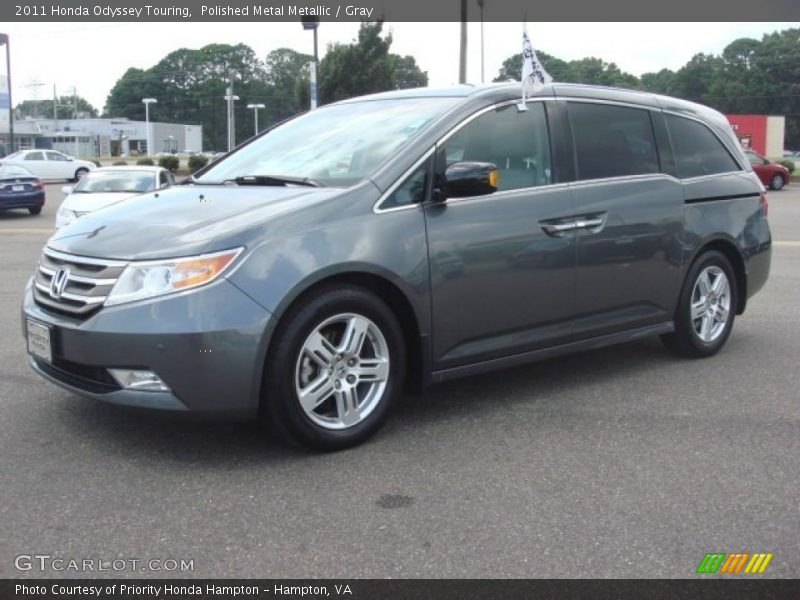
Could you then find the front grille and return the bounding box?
[33,247,127,318]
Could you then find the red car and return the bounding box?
[744,150,790,191]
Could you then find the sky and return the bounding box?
[2,21,797,113]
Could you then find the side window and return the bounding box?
[440,102,552,192]
[568,102,659,180]
[25,151,44,160]
[46,151,68,161]
[665,115,740,179]
[159,171,170,187]
[380,156,430,210]
[745,151,766,166]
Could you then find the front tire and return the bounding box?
[770,174,785,191]
[262,285,406,451]
[662,250,737,358]
[28,206,42,215]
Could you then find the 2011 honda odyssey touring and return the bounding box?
[22,83,771,450]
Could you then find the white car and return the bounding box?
[1,149,96,181]
[55,166,175,229]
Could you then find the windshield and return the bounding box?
[73,170,156,194]
[195,97,460,186]
[0,165,34,178]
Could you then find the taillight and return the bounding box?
[34,179,44,189]
[760,191,768,217]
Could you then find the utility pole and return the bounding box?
[52,84,57,119]
[477,0,485,83]
[0,33,13,152]
[224,79,239,151]
[459,0,467,84]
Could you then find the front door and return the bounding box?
[425,101,576,370]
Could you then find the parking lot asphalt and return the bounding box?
[1,183,798,578]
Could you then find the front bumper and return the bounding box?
[22,277,275,417]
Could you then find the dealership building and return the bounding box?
[725,114,785,157]
[0,117,202,157]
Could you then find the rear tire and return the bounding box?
[261,285,406,451]
[28,207,42,215]
[73,167,89,182]
[770,174,785,191]
[662,250,737,358]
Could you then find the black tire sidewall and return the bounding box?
[674,251,737,357]
[74,168,89,181]
[263,286,406,451]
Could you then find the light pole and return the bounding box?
[301,17,319,109]
[142,98,157,157]
[224,86,239,151]
[247,103,265,136]
[477,0,485,83]
[0,33,14,153]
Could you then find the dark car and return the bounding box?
[22,83,771,451]
[744,150,790,191]
[0,164,45,215]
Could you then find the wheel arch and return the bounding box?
[261,267,430,398]
[686,236,747,315]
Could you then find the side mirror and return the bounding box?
[436,161,498,200]
[62,186,73,195]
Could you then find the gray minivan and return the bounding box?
[22,83,771,450]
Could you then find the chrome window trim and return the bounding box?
[439,182,570,207]
[44,247,128,268]
[568,172,682,188]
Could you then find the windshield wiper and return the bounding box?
[225,175,323,188]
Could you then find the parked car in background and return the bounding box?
[0,164,45,215]
[744,150,790,190]
[22,83,771,451]
[55,166,175,229]
[1,149,95,182]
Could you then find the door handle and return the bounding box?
[541,221,577,236]
[575,217,604,229]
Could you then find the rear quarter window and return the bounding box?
[665,115,741,179]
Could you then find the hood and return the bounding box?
[62,191,141,213]
[48,184,342,260]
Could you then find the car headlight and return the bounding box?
[104,248,243,306]
[55,207,79,229]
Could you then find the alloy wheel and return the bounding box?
[690,266,731,343]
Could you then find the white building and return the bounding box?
[0,117,202,157]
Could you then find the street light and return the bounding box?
[301,17,319,109]
[224,87,239,151]
[247,103,265,136]
[0,33,14,153]
[141,98,157,157]
[476,0,486,83]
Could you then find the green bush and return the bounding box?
[158,155,180,173]
[777,159,796,174]
[188,154,209,172]
[112,160,128,166]
[136,158,155,166]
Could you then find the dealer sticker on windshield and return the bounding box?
[26,319,52,363]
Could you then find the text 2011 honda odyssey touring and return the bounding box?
[22,83,771,450]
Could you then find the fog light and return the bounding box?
[108,369,171,392]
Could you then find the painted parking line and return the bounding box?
[774,241,800,247]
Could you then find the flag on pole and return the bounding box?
[519,26,552,109]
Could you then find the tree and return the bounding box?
[16,95,98,119]
[264,48,312,120]
[317,21,427,104]
[493,52,635,87]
